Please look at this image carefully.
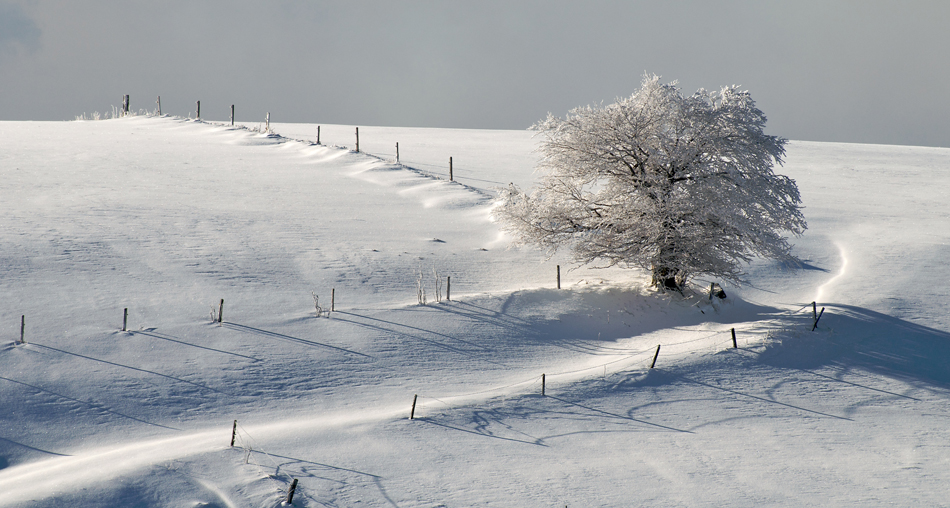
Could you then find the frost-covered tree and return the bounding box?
[493,75,807,291]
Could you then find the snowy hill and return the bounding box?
[1,116,949,507]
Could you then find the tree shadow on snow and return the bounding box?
[416,286,786,356]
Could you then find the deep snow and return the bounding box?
[1,116,948,507]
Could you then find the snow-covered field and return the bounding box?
[1,116,949,507]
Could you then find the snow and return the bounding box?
[1,116,949,506]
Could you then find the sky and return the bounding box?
[1,0,948,148]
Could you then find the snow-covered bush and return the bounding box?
[493,75,807,291]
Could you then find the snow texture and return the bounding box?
[1,116,949,506]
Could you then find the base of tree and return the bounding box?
[651,266,686,293]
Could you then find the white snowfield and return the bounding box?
[1,116,949,507]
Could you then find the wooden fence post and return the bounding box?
[285,478,298,504]
[265,112,270,132]
[316,126,320,144]
[410,394,418,419]
[218,299,224,323]
[731,328,737,348]
[230,419,237,446]
[446,276,451,301]
[156,96,161,115]
[449,157,453,181]
[812,307,825,331]
[230,104,234,126]
[331,288,335,312]
[20,315,25,344]
[123,308,128,332]
[812,301,817,320]
[355,127,359,152]
[650,344,661,368]
[196,100,200,119]
[557,265,561,289]
[542,374,546,396]
[396,142,399,162]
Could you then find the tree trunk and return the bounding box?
[652,265,682,291]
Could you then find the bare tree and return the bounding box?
[494,75,807,291]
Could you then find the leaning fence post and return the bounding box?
[285,478,298,504]
[230,419,237,446]
[410,394,418,419]
[812,307,825,331]
[123,308,128,332]
[650,344,661,368]
[218,299,224,323]
[731,328,737,348]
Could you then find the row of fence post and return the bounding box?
[400,309,843,420]
[120,99,467,183]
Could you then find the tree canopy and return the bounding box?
[493,75,807,290]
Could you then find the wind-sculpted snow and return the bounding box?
[1,117,949,506]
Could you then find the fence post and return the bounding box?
[230,104,234,126]
[156,96,161,116]
[449,157,453,181]
[265,112,270,132]
[316,126,320,144]
[331,288,335,312]
[731,328,737,348]
[650,344,661,368]
[542,374,546,396]
[557,265,561,289]
[123,308,128,332]
[196,100,200,119]
[285,478,298,505]
[230,419,237,447]
[218,299,224,323]
[446,276,451,301]
[812,307,825,331]
[20,315,25,344]
[396,142,399,162]
[410,394,418,419]
[812,301,817,320]
[355,127,359,152]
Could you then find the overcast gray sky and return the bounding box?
[1,1,948,147]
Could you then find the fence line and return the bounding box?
[409,306,830,419]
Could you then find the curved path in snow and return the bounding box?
[814,242,848,304]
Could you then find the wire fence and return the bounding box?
[409,303,821,419]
